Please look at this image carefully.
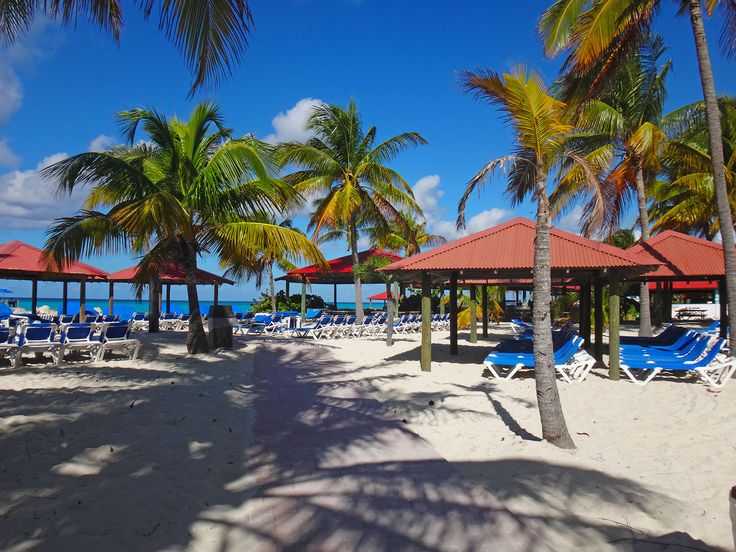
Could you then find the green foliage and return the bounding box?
[249,290,325,312]
[398,292,441,313]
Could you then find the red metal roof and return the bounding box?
[628,231,726,279]
[0,240,108,280]
[647,280,718,291]
[381,218,644,274]
[108,264,234,285]
[288,248,402,277]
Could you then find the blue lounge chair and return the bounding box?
[60,323,101,362]
[620,337,735,388]
[290,315,333,339]
[15,324,62,368]
[0,327,20,366]
[97,323,140,361]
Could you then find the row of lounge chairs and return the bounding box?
[0,321,140,368]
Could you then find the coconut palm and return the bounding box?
[224,215,301,313]
[368,212,446,257]
[540,0,736,351]
[0,0,253,94]
[551,36,670,336]
[42,102,324,354]
[279,100,427,320]
[650,96,736,239]
[457,65,597,449]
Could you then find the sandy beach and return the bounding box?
[0,326,733,551]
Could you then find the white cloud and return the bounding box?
[0,139,20,167]
[263,98,324,145]
[88,134,117,152]
[0,152,93,229]
[433,208,511,241]
[555,205,584,234]
[412,174,443,223]
[0,63,22,123]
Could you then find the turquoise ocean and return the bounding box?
[12,297,373,319]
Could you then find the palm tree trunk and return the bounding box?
[688,0,736,354]
[349,222,364,320]
[269,262,276,313]
[385,281,394,346]
[634,162,653,337]
[183,242,209,354]
[533,171,575,449]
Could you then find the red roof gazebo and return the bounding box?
[107,264,234,314]
[276,248,402,310]
[0,240,108,316]
[380,217,657,372]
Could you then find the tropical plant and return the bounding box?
[224,214,300,313]
[368,212,446,256]
[551,36,670,336]
[650,96,736,239]
[539,0,736,352]
[279,99,427,320]
[42,102,324,354]
[446,287,505,329]
[249,290,325,313]
[457,65,595,449]
[0,0,253,94]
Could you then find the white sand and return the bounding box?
[324,325,736,551]
[1,326,733,551]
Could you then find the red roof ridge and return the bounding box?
[638,230,724,250]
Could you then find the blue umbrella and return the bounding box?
[0,288,13,294]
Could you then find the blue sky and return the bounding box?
[1,0,734,303]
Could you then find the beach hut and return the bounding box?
[628,230,731,336]
[107,265,234,328]
[276,249,402,318]
[380,217,656,374]
[0,240,107,320]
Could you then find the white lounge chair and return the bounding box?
[97,323,140,361]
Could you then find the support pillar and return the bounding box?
[720,278,729,338]
[108,282,115,315]
[481,285,489,337]
[148,277,160,333]
[664,282,673,323]
[31,279,38,314]
[79,279,86,323]
[439,286,445,316]
[285,280,290,298]
[333,283,338,310]
[300,277,307,323]
[421,272,432,372]
[608,272,620,380]
[580,282,591,349]
[165,283,171,313]
[213,284,219,306]
[594,274,603,361]
[62,281,68,315]
[469,285,477,343]
[449,272,458,355]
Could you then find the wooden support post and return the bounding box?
[449,272,458,355]
[158,284,163,315]
[165,283,171,313]
[300,277,307,323]
[62,281,68,315]
[148,277,160,333]
[469,285,477,343]
[580,282,591,348]
[108,282,115,315]
[285,280,290,298]
[665,282,673,323]
[79,280,86,323]
[31,279,38,314]
[481,285,489,337]
[720,278,729,338]
[608,272,620,380]
[421,272,432,372]
[594,274,603,361]
[213,284,219,306]
[333,283,338,310]
[439,286,445,316]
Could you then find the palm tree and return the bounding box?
[368,212,446,256]
[0,1,253,94]
[650,96,736,239]
[354,255,400,346]
[224,215,301,313]
[457,65,596,449]
[42,102,324,354]
[551,36,670,336]
[540,0,736,351]
[279,100,427,320]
